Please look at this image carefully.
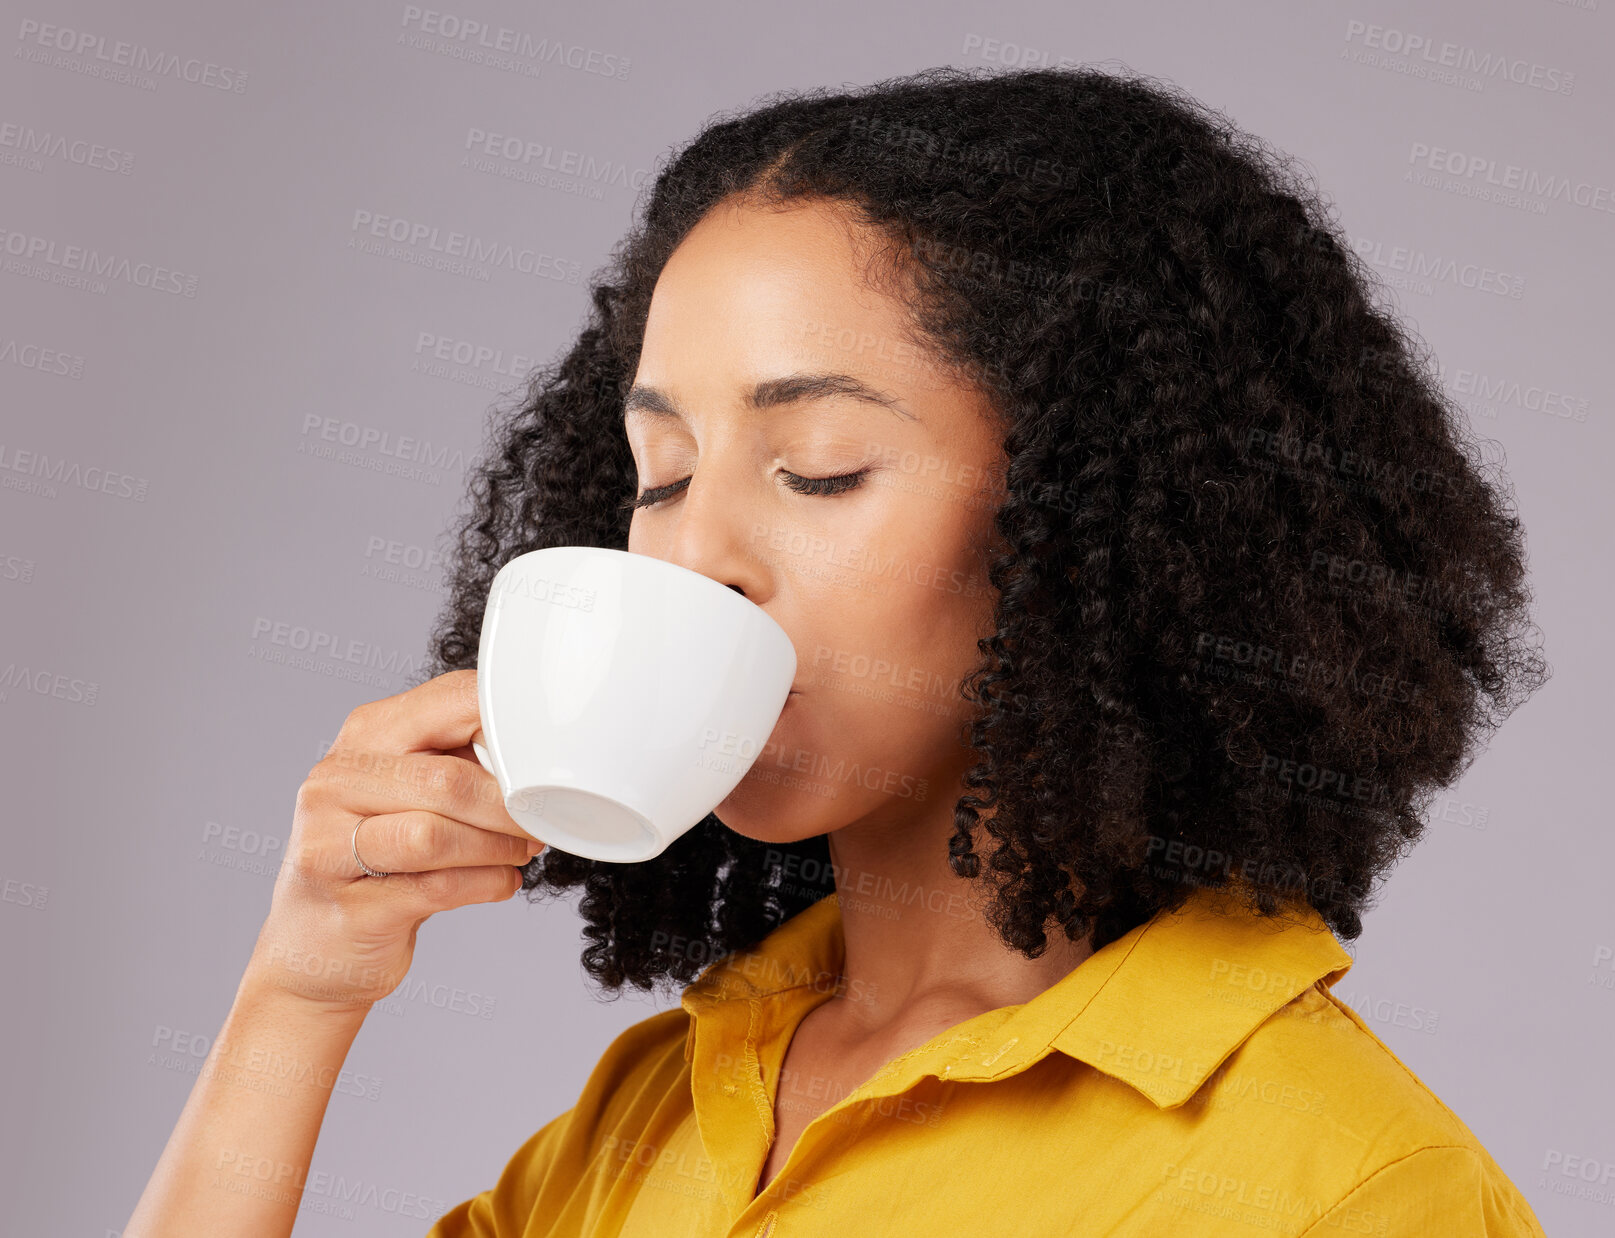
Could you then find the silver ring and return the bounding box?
[352,815,390,878]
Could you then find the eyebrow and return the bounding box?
[623,371,916,423]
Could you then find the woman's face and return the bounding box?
[625,193,1009,844]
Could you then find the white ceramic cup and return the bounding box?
[469,546,797,862]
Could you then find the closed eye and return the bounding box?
[781,468,871,498]
[619,468,872,511]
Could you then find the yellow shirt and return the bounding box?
[426,883,1546,1237]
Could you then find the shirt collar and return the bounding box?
[680,879,1353,1110]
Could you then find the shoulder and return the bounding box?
[1237,981,1475,1141]
[425,1003,692,1238]
[1204,981,1546,1235]
[560,1001,692,1138]
[1292,1144,1546,1238]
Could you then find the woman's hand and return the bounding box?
[125,668,543,1238]
[243,668,544,1014]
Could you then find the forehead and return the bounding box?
[638,196,945,398]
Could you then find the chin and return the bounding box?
[712,773,844,846]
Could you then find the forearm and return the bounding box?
[123,972,371,1238]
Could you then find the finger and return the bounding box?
[333,668,487,759]
[306,747,537,843]
[376,863,528,913]
[349,810,542,877]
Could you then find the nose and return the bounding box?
[651,465,772,604]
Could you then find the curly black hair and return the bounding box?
[414,64,1549,996]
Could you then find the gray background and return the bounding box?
[2,1,1610,1234]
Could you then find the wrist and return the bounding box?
[234,964,375,1033]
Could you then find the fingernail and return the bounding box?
[526,839,544,857]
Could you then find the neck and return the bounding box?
[820,802,1094,1036]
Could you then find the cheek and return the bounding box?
[787,484,998,690]
[793,569,992,729]
[727,500,1001,824]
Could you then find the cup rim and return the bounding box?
[495,545,778,626]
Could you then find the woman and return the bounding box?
[127,65,1550,1236]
